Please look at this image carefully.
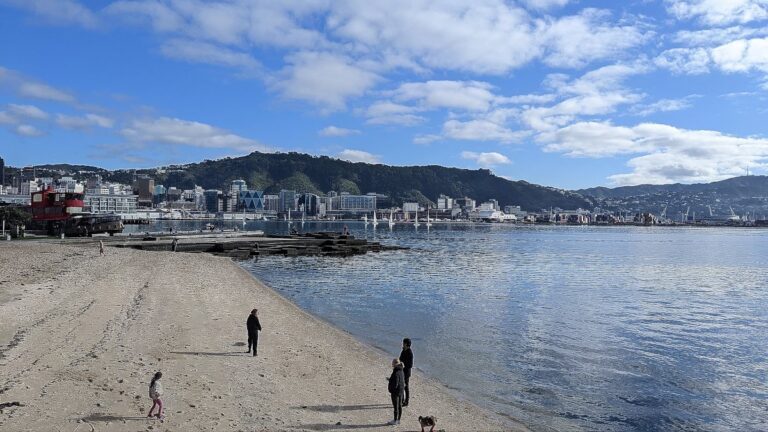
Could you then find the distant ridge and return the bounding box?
[14,151,591,211]
[577,176,768,199]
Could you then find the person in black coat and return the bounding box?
[246,309,262,356]
[399,338,414,406]
[387,358,405,425]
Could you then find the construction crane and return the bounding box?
[707,205,714,217]
[684,206,690,223]
[660,204,668,221]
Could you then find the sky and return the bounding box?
[1,0,767,189]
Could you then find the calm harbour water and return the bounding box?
[127,221,768,431]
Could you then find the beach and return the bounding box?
[0,241,524,432]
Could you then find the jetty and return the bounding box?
[101,231,404,259]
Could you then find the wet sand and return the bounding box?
[0,241,526,431]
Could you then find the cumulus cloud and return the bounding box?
[338,149,381,164]
[541,9,652,68]
[121,117,269,152]
[710,37,768,72]
[538,121,768,185]
[2,0,99,28]
[7,103,48,120]
[15,124,45,137]
[389,80,499,111]
[461,151,511,167]
[318,126,360,137]
[365,101,425,126]
[655,48,712,74]
[632,97,697,116]
[272,51,380,110]
[443,119,524,143]
[160,39,261,71]
[521,0,571,11]
[665,0,768,25]
[56,113,114,129]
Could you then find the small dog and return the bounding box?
[418,415,437,432]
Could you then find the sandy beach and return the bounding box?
[0,241,526,432]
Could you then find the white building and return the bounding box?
[436,194,454,210]
[83,194,138,214]
[339,193,376,212]
[403,202,419,213]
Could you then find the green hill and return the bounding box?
[106,152,591,211]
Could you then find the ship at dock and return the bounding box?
[30,186,124,236]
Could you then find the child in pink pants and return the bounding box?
[147,371,164,420]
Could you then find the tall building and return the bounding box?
[240,190,265,211]
[230,179,247,196]
[134,176,154,206]
[204,190,222,213]
[339,194,376,212]
[0,156,4,187]
[278,190,296,212]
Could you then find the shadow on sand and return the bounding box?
[291,422,391,430]
[294,404,391,413]
[82,413,149,422]
[170,351,245,357]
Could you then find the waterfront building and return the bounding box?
[455,197,476,211]
[19,180,39,196]
[240,190,265,211]
[279,190,297,212]
[339,193,376,213]
[300,193,320,216]
[403,202,419,213]
[56,176,79,193]
[84,194,138,214]
[134,176,154,207]
[436,194,454,210]
[166,187,183,202]
[230,179,247,197]
[203,189,223,213]
[478,201,497,211]
[263,194,279,212]
[0,193,30,205]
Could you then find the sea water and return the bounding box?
[129,221,768,431]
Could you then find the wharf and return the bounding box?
[101,231,404,259]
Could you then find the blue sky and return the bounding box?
[1,0,767,189]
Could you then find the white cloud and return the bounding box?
[632,97,697,116]
[538,121,768,185]
[15,124,45,137]
[365,101,425,126]
[461,151,511,167]
[19,82,76,103]
[121,117,269,152]
[273,51,380,110]
[413,134,441,145]
[7,103,48,120]
[390,80,498,111]
[443,119,523,143]
[160,39,261,71]
[318,126,360,137]
[338,149,381,164]
[673,26,768,46]
[710,37,768,72]
[56,113,114,129]
[655,48,712,74]
[665,0,768,25]
[2,0,99,28]
[542,9,651,68]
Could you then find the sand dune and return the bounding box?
[0,242,525,431]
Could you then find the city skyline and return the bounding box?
[2,1,768,189]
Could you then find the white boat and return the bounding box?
[414,211,420,227]
[388,210,395,228]
[372,211,378,228]
[362,214,369,225]
[426,208,433,228]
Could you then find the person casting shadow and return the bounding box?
[246,308,262,356]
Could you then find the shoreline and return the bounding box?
[0,241,527,431]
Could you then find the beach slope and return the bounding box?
[0,242,524,431]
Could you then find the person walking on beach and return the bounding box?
[387,358,405,425]
[399,338,414,406]
[147,371,164,420]
[99,240,104,256]
[246,309,262,356]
